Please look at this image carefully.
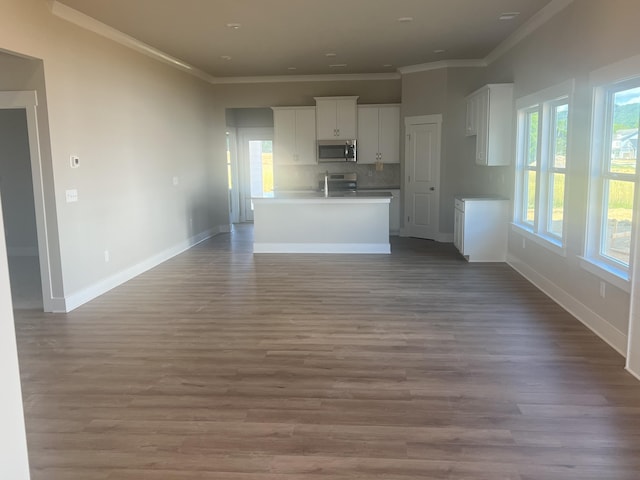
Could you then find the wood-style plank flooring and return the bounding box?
[14,225,640,479]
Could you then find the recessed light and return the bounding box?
[325,53,337,57]
[433,49,446,54]
[287,67,297,71]
[221,55,232,61]
[329,64,347,68]
[383,64,393,68]
[226,23,241,29]
[499,12,520,20]
[397,17,413,23]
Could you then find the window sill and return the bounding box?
[511,223,567,257]
[578,256,630,293]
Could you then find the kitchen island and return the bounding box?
[252,192,392,254]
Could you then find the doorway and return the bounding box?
[237,127,274,223]
[0,91,55,312]
[0,108,41,309]
[403,115,442,240]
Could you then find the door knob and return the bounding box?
[430,187,435,191]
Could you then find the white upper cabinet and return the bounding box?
[314,96,358,140]
[357,105,400,164]
[272,107,317,165]
[465,84,513,166]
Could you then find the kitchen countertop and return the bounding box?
[253,191,392,203]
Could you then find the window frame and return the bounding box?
[584,77,640,286]
[513,80,574,256]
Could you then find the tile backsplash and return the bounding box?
[275,163,400,191]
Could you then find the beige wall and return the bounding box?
[0,0,226,301]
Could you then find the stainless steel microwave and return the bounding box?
[317,139,357,163]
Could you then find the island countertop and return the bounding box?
[252,191,392,204]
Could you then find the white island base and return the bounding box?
[253,195,391,254]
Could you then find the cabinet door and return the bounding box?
[378,106,400,163]
[453,207,464,253]
[465,95,477,136]
[273,109,297,165]
[335,98,357,139]
[389,190,401,233]
[357,107,380,164]
[315,100,337,139]
[295,108,317,165]
[475,89,490,165]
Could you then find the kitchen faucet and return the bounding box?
[324,170,329,197]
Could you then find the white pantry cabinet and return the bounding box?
[357,105,400,164]
[272,107,317,165]
[454,196,508,262]
[314,96,358,140]
[465,84,513,166]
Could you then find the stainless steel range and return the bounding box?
[317,172,357,194]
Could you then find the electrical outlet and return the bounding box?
[173,176,179,186]
[599,281,606,298]
[70,155,80,168]
[522,238,526,249]
[104,250,110,263]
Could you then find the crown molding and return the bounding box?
[50,0,574,84]
[49,1,216,83]
[397,59,486,75]
[484,0,575,65]
[211,72,401,85]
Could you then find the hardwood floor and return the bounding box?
[14,225,640,479]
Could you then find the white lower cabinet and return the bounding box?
[454,196,508,262]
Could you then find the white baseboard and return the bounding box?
[253,242,391,254]
[626,365,640,382]
[7,247,39,257]
[507,253,628,356]
[63,225,229,312]
[399,230,454,243]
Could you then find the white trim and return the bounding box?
[515,78,576,109]
[63,225,229,312]
[404,114,443,127]
[0,90,60,313]
[253,242,391,254]
[485,0,575,65]
[213,73,400,84]
[49,0,573,83]
[578,256,631,293]
[6,247,38,257]
[507,253,628,356]
[0,91,37,108]
[626,365,640,381]
[49,1,214,83]
[436,232,454,243]
[589,54,640,87]
[511,224,567,258]
[397,59,486,75]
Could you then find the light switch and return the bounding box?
[172,176,179,186]
[65,189,78,203]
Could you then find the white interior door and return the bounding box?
[238,128,274,223]
[404,115,442,240]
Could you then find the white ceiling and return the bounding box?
[56,0,555,78]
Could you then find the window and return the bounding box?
[514,81,572,253]
[585,80,640,281]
